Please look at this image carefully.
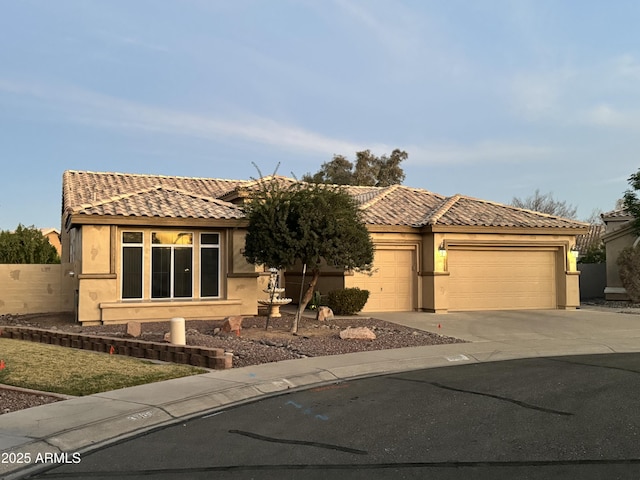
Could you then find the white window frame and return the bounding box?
[150,232,194,300]
[200,232,221,299]
[121,231,144,300]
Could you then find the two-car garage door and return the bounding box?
[351,246,558,312]
[447,248,558,311]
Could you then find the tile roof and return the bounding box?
[63,170,245,221]
[602,207,632,219]
[358,185,445,226]
[420,195,588,229]
[70,186,243,220]
[62,170,588,230]
[575,224,604,253]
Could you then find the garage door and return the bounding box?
[351,248,414,312]
[447,249,557,311]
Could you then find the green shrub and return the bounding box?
[578,242,606,264]
[326,287,370,315]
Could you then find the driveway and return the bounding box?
[366,307,640,344]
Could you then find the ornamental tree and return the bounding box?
[243,178,374,333]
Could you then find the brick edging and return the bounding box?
[0,327,232,369]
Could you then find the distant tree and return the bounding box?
[511,189,578,219]
[303,149,407,187]
[243,179,374,333]
[0,224,60,264]
[303,154,354,185]
[623,168,640,235]
[584,208,604,225]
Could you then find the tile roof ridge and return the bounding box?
[63,169,245,183]
[156,185,239,207]
[602,206,631,217]
[425,194,463,225]
[358,184,401,210]
[73,185,239,213]
[71,185,162,212]
[456,194,590,225]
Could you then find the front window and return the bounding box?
[201,233,220,298]
[151,232,193,299]
[122,232,143,299]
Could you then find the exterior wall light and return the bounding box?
[570,246,579,259]
[438,242,447,257]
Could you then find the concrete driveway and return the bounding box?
[365,307,640,344]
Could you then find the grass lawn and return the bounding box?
[0,338,206,396]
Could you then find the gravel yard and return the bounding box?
[0,311,464,414]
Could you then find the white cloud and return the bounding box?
[612,54,640,80]
[408,141,556,166]
[330,0,470,82]
[0,78,556,167]
[0,79,370,156]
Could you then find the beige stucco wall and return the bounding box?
[0,264,74,315]
[602,224,638,300]
[71,224,259,325]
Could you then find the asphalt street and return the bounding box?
[28,352,640,480]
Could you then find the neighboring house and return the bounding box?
[575,224,606,300]
[41,227,62,257]
[575,224,605,260]
[601,208,638,300]
[61,170,588,325]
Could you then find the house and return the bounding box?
[601,208,638,300]
[61,170,588,325]
[41,227,62,257]
[575,224,605,260]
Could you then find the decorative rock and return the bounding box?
[126,321,142,338]
[339,327,376,341]
[222,315,243,333]
[316,306,334,322]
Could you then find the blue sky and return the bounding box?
[0,0,637,230]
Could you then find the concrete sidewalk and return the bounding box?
[2,306,640,479]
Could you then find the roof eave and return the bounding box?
[421,225,589,235]
[67,214,248,229]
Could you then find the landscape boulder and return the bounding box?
[222,315,243,333]
[316,306,334,322]
[339,326,376,341]
[126,321,142,338]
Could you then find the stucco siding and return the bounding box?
[0,264,74,315]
